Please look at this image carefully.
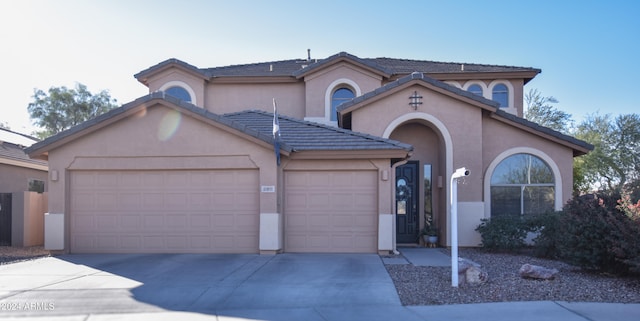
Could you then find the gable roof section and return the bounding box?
[135,52,541,84]
[25,92,271,158]
[224,110,412,155]
[134,58,208,85]
[337,72,500,116]
[292,51,394,79]
[25,92,412,160]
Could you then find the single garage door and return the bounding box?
[69,169,259,253]
[284,171,378,253]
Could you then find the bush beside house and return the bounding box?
[476,191,640,275]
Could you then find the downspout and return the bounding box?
[390,152,413,254]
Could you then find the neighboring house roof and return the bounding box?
[134,51,541,83]
[336,72,593,156]
[224,110,413,153]
[0,128,47,170]
[26,92,412,160]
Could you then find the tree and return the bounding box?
[27,83,118,139]
[574,113,640,193]
[524,89,573,134]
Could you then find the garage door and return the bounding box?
[284,171,378,253]
[69,169,259,253]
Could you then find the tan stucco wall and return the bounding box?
[206,82,305,118]
[0,163,48,193]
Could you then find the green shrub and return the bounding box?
[530,211,563,258]
[475,216,533,251]
[552,193,640,274]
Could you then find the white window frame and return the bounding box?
[463,81,489,98]
[306,78,361,127]
[483,147,563,218]
[488,80,515,114]
[159,80,197,105]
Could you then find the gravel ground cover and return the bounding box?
[0,246,50,265]
[386,248,640,305]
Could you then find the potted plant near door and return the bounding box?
[420,223,438,247]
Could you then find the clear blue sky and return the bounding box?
[1,0,638,134]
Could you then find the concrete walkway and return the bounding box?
[0,251,637,321]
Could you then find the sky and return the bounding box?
[0,0,638,135]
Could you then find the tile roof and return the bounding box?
[136,51,540,81]
[224,110,413,152]
[0,128,46,167]
[0,141,48,167]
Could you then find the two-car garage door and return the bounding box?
[69,169,259,253]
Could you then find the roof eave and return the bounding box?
[294,52,392,79]
[421,70,541,84]
[134,59,208,86]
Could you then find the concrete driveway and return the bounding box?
[0,253,404,320]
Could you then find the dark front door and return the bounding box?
[0,193,12,246]
[396,161,419,243]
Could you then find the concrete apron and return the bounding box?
[0,253,401,318]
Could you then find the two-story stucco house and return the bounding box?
[26,51,592,254]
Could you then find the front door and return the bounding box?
[396,161,418,243]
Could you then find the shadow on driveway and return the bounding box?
[0,253,401,319]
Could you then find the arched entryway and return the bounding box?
[384,113,452,247]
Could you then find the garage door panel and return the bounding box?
[70,169,259,253]
[285,171,378,253]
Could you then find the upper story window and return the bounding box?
[165,86,192,103]
[331,87,355,121]
[490,153,555,216]
[492,83,509,108]
[467,84,483,96]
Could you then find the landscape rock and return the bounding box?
[519,263,559,280]
[458,258,488,286]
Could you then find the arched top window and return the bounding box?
[165,86,192,103]
[467,84,483,96]
[491,83,509,108]
[330,87,354,121]
[490,153,555,216]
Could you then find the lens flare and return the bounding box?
[158,109,182,141]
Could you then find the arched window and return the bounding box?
[165,86,192,103]
[492,83,509,107]
[467,84,483,96]
[331,87,354,121]
[490,153,555,216]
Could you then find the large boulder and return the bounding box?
[458,258,488,286]
[519,263,559,280]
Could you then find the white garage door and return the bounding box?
[284,171,378,253]
[69,169,259,253]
